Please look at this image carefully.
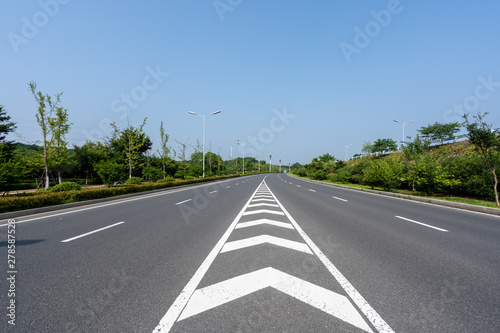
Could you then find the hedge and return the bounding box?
[0,174,241,213]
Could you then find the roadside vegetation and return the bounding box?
[291,114,500,208]
[0,82,280,213]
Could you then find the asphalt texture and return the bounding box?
[0,174,498,332]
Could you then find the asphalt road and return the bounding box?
[0,174,499,332]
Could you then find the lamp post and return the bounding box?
[188,110,221,177]
[258,152,261,172]
[279,159,282,173]
[393,119,414,143]
[237,140,251,174]
[289,162,291,173]
[340,144,352,161]
[269,154,272,172]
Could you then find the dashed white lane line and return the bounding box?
[395,216,449,232]
[61,222,125,243]
[333,196,348,202]
[226,186,231,188]
[209,190,218,194]
[175,199,192,205]
[309,189,316,192]
[297,185,301,188]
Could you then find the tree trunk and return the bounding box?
[493,168,499,207]
[44,143,49,190]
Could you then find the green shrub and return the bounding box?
[185,176,194,180]
[158,176,175,183]
[124,177,143,185]
[49,182,82,192]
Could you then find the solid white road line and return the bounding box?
[152,183,263,333]
[267,184,395,333]
[333,196,348,202]
[395,216,449,232]
[0,176,248,226]
[61,222,125,243]
[175,199,192,205]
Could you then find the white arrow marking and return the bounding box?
[253,195,273,198]
[251,198,276,203]
[221,235,312,254]
[178,267,373,332]
[236,218,294,230]
[248,203,279,208]
[243,209,284,216]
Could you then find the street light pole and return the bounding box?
[258,152,261,172]
[393,119,414,143]
[269,154,272,172]
[238,141,251,174]
[340,144,352,161]
[279,159,282,173]
[188,110,221,177]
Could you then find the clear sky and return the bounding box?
[1,0,499,165]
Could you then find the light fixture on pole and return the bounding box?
[340,144,352,161]
[393,119,414,143]
[187,110,221,177]
[238,141,251,174]
[279,159,282,173]
[288,162,291,173]
[269,154,272,172]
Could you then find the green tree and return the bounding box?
[110,118,151,179]
[463,112,500,206]
[363,155,403,191]
[361,141,373,155]
[74,141,109,184]
[29,81,70,189]
[158,121,173,178]
[174,139,190,179]
[401,135,431,192]
[0,105,16,142]
[0,106,23,194]
[95,160,125,187]
[372,138,398,153]
[418,121,462,145]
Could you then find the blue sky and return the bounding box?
[1,0,499,165]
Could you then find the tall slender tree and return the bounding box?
[29,81,69,189]
[158,121,172,178]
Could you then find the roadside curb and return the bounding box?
[0,176,245,221]
[289,174,500,217]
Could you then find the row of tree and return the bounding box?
[0,83,277,193]
[292,114,500,206]
[360,121,463,156]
